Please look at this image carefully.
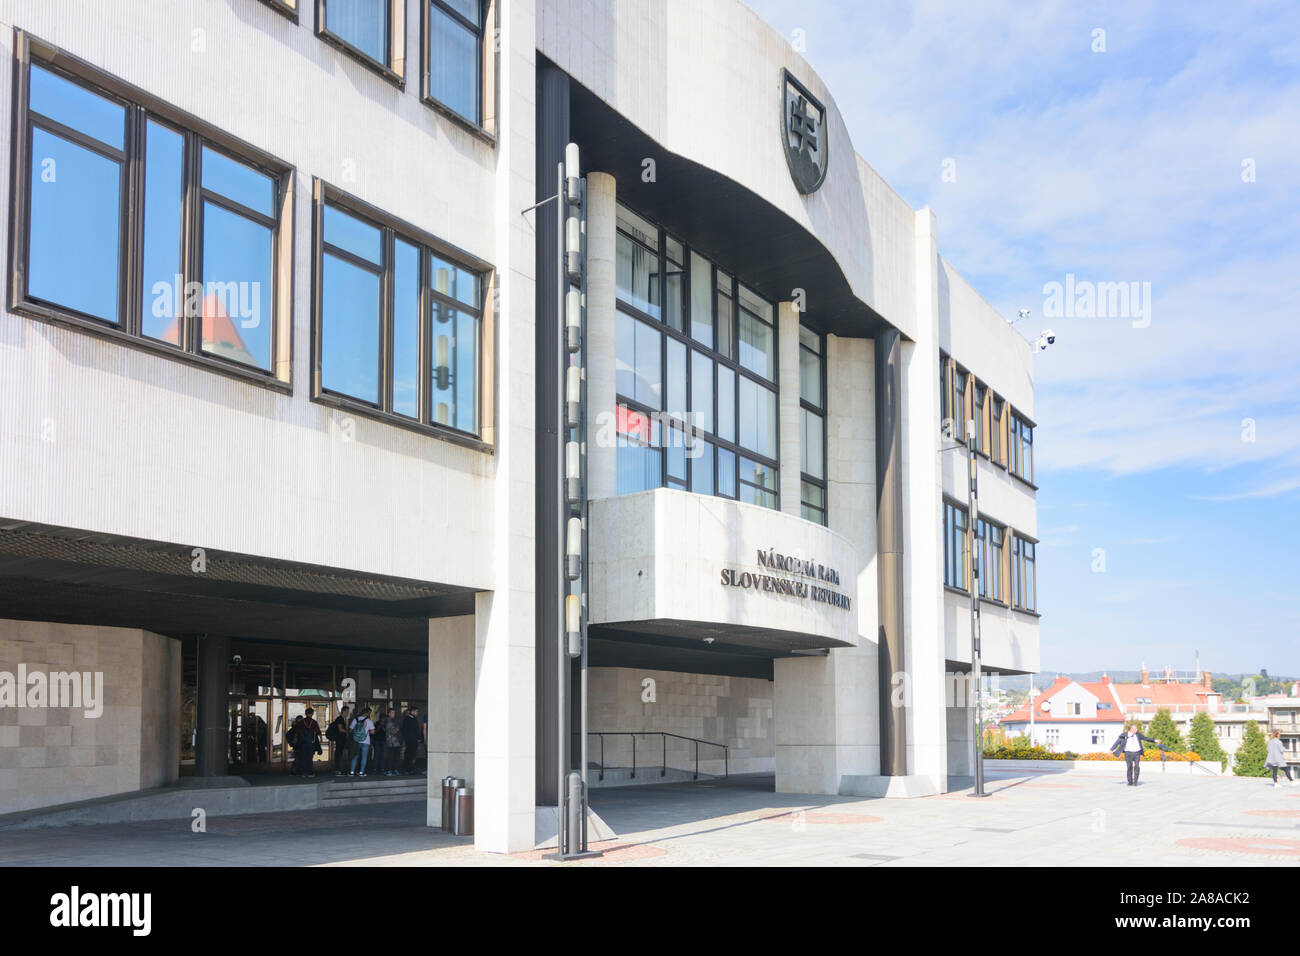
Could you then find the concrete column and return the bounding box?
[901,206,948,791]
[468,0,535,852]
[194,633,230,778]
[586,172,618,501]
[875,328,906,777]
[773,335,879,794]
[777,301,801,515]
[427,615,475,827]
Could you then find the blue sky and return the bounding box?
[745,0,1300,674]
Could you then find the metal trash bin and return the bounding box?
[452,786,473,837]
[441,776,464,830]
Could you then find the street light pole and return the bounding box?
[966,417,988,797]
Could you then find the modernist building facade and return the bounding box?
[0,0,1038,852]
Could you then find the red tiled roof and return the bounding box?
[1002,676,1223,726]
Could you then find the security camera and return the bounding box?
[1018,309,1031,321]
[232,654,242,667]
[1036,329,1056,351]
[703,637,715,645]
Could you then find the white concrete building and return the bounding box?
[0,0,1038,851]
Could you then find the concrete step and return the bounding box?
[320,792,426,807]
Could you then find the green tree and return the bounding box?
[1188,712,1226,766]
[1233,720,1269,777]
[1144,708,1185,752]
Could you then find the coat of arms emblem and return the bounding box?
[782,70,827,194]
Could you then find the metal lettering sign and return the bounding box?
[782,70,828,194]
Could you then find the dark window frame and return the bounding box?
[799,324,827,526]
[1009,411,1036,487]
[311,179,495,450]
[420,0,498,143]
[1011,532,1038,614]
[975,516,1007,605]
[8,31,295,392]
[315,0,406,89]
[943,497,970,593]
[258,0,301,21]
[614,201,780,509]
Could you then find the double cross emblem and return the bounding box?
[788,95,819,158]
[782,71,827,194]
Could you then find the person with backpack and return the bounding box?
[328,705,352,775]
[349,706,375,777]
[298,707,322,777]
[383,707,402,776]
[1267,730,1297,788]
[401,706,423,774]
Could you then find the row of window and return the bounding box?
[942,499,1037,613]
[615,202,828,517]
[11,38,490,442]
[265,0,493,134]
[940,353,1035,484]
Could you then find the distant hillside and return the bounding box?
[991,671,1297,693]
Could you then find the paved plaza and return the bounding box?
[2,767,1298,866]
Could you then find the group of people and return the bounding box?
[286,704,425,778]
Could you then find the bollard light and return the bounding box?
[435,335,451,390]
[565,440,581,507]
[565,517,582,580]
[565,593,582,658]
[565,365,582,429]
[565,288,582,352]
[565,143,581,206]
[565,214,582,281]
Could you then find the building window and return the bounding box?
[614,201,779,510]
[944,500,969,591]
[972,382,987,455]
[1009,413,1035,484]
[1012,534,1037,613]
[12,41,292,381]
[1067,702,1081,716]
[314,182,489,440]
[1045,728,1060,748]
[259,0,299,19]
[1091,729,1105,745]
[951,365,968,441]
[317,0,406,83]
[976,519,1004,602]
[990,394,1005,466]
[424,0,494,131]
[799,325,827,526]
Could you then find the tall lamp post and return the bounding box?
[941,416,988,797]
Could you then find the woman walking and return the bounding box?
[1266,731,1296,788]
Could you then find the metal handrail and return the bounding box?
[576,731,729,781]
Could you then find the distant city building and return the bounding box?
[1000,669,1267,759]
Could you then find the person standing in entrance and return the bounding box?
[1267,731,1297,788]
[401,706,423,774]
[329,705,352,776]
[1110,723,1162,786]
[300,707,322,777]
[384,708,402,776]
[349,707,375,777]
[373,708,390,777]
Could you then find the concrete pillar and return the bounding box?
[777,301,801,516]
[875,328,906,777]
[586,172,618,501]
[427,615,475,827]
[901,206,948,791]
[467,0,534,852]
[773,335,879,794]
[194,633,230,778]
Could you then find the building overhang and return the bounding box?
[567,73,892,341]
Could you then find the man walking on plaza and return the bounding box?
[1111,723,1162,786]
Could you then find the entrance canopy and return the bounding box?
[0,518,476,650]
